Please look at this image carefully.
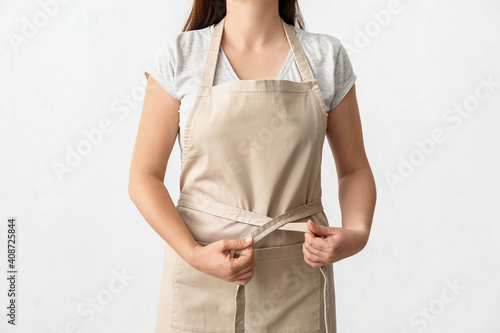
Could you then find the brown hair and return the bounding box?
[181,0,306,32]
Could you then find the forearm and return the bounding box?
[128,174,199,263]
[338,166,376,237]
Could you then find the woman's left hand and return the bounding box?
[303,220,370,268]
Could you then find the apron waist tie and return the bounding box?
[177,193,331,333]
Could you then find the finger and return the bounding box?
[230,246,255,270]
[304,231,329,252]
[303,254,325,268]
[243,244,254,258]
[219,237,253,252]
[235,245,255,264]
[307,220,340,237]
[303,245,327,266]
[232,252,255,276]
[307,220,330,236]
[303,238,329,261]
[304,234,337,265]
[233,261,254,277]
[233,262,255,279]
[232,270,255,285]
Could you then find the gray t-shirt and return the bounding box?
[144,23,357,157]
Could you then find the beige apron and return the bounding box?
[155,16,336,333]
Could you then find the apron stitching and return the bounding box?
[312,85,329,115]
[180,94,206,168]
[209,90,315,96]
[170,252,181,329]
[320,266,330,333]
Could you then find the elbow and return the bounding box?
[128,172,160,203]
[128,179,137,203]
[128,174,142,203]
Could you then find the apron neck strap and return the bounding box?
[201,16,315,88]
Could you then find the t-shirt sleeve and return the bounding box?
[144,37,180,101]
[329,43,357,111]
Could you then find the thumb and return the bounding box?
[307,220,338,236]
[220,236,253,251]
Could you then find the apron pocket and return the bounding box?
[171,247,237,333]
[245,242,322,333]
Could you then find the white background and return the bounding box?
[1,0,499,332]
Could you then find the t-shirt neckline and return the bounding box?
[209,23,300,81]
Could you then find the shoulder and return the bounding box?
[292,26,356,112]
[160,26,212,63]
[295,26,343,47]
[294,26,347,62]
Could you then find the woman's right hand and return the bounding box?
[188,237,255,285]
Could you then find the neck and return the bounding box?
[223,0,284,52]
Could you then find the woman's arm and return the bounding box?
[128,77,255,284]
[128,76,200,262]
[303,83,377,267]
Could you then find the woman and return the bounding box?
[129,1,376,332]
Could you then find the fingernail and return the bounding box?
[245,237,252,243]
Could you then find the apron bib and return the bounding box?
[155,16,336,333]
